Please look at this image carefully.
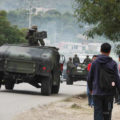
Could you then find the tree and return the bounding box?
[74,0,120,42]
[0,10,26,45]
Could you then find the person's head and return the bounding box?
[31,25,38,31]
[75,54,77,57]
[87,55,89,58]
[100,43,111,56]
[69,57,72,61]
[92,55,97,61]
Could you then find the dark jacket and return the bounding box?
[88,54,120,95]
[73,57,80,65]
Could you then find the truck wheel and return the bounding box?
[0,74,3,89]
[51,76,60,94]
[41,74,52,96]
[0,81,1,89]
[66,75,73,85]
[5,79,14,90]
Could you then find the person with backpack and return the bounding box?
[88,43,120,120]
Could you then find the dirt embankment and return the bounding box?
[14,93,120,120]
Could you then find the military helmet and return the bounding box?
[69,57,72,61]
[75,54,77,57]
[31,26,38,30]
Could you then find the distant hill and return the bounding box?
[0,0,75,13]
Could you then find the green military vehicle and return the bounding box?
[66,63,88,85]
[0,31,62,96]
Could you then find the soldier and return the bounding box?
[32,26,45,46]
[26,28,38,46]
[26,26,45,46]
[83,55,91,65]
[31,25,38,32]
[73,54,80,67]
[66,57,74,74]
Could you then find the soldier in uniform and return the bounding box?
[26,28,38,46]
[32,26,45,46]
[66,57,74,74]
[73,54,80,67]
[83,55,91,65]
[26,26,45,46]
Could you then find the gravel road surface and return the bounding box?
[0,81,86,120]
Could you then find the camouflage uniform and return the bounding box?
[67,58,74,73]
[33,32,45,46]
[26,26,45,46]
[32,26,45,46]
[73,55,80,66]
[26,28,39,46]
[83,56,91,65]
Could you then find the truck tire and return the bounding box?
[51,76,60,94]
[0,73,3,89]
[66,75,73,85]
[0,81,1,89]
[5,79,14,90]
[41,74,52,96]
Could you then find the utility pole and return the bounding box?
[28,0,33,28]
[28,4,32,28]
[24,0,33,28]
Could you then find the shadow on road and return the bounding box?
[73,84,87,87]
[0,89,43,96]
[0,89,69,97]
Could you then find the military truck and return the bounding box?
[0,44,62,96]
[66,63,88,85]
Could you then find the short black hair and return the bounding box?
[93,55,98,58]
[101,43,111,53]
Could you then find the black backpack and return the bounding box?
[99,64,116,92]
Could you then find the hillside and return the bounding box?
[0,0,74,13]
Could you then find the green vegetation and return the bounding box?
[74,0,120,54]
[71,103,82,109]
[77,93,87,99]
[63,97,72,102]
[75,0,120,41]
[0,10,26,45]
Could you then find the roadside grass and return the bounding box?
[63,97,72,102]
[63,92,87,102]
[71,103,82,109]
[62,92,93,113]
[77,92,87,99]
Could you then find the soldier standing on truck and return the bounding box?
[73,54,80,67]
[32,26,45,46]
[26,26,45,46]
[26,28,38,46]
[83,55,91,65]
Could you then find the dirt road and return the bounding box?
[14,93,120,120]
[0,81,86,120]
